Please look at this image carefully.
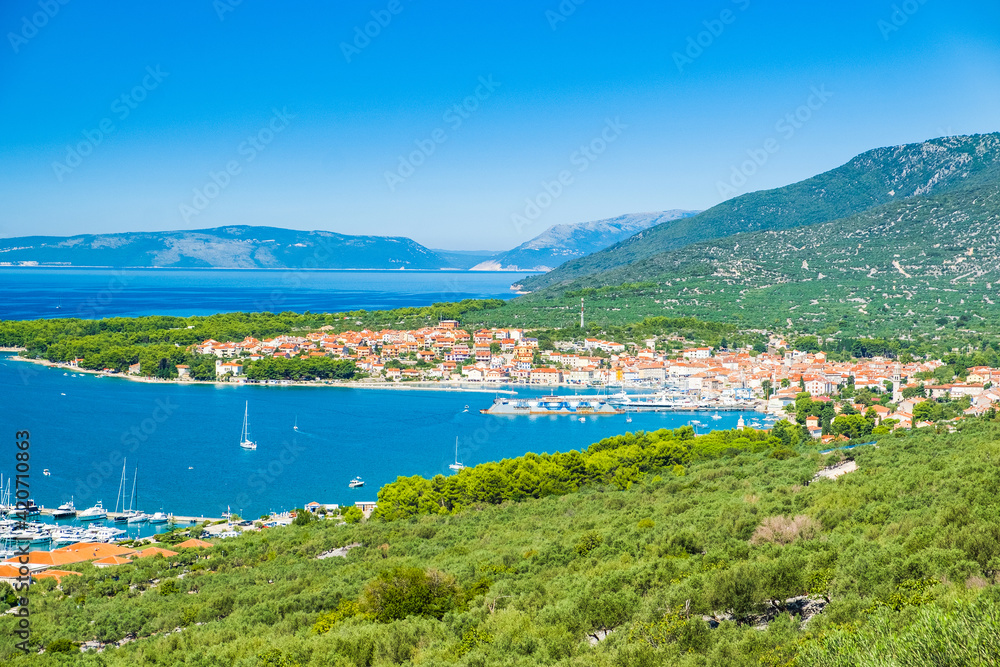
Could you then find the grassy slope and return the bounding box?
[3,421,1000,665]
[495,179,1000,336]
[518,133,1000,293]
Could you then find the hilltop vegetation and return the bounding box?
[4,419,1000,665]
[501,176,1000,337]
[519,133,1000,292]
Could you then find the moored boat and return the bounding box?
[240,401,258,450]
[78,501,107,521]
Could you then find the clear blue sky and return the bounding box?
[1,0,998,250]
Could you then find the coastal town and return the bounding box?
[165,322,1000,433]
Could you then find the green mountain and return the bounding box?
[519,133,1000,292]
[0,226,459,270]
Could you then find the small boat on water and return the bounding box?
[711,412,722,420]
[293,416,299,432]
[240,401,258,450]
[348,477,364,489]
[78,501,107,521]
[449,437,466,471]
[127,512,149,524]
[148,511,169,524]
[42,469,51,476]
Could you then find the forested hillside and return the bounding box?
[4,420,1000,665]
[519,133,1000,292]
[500,175,1000,337]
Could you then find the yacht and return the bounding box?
[78,501,107,521]
[711,412,722,420]
[348,477,364,489]
[148,511,169,524]
[240,401,257,450]
[448,437,467,471]
[127,512,149,524]
[51,500,76,518]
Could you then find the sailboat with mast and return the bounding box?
[240,401,257,450]
[127,465,148,523]
[449,437,467,471]
[113,460,129,522]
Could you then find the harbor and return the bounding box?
[0,355,768,520]
[482,390,767,416]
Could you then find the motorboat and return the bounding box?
[43,469,51,476]
[148,512,169,524]
[348,477,364,489]
[78,501,107,521]
[51,500,76,518]
[127,512,149,524]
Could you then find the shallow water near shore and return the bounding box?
[1,354,761,519]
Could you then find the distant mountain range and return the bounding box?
[469,210,699,272]
[0,213,697,272]
[0,227,452,270]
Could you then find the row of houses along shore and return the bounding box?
[182,324,1000,425]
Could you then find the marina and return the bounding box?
[482,391,763,415]
[0,354,767,519]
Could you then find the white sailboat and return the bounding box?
[449,437,467,471]
[240,401,257,450]
[126,466,148,523]
[113,461,129,522]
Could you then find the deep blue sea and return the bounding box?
[0,268,760,521]
[0,268,533,320]
[0,355,756,520]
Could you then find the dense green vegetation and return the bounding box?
[243,357,357,382]
[519,133,1000,292]
[502,135,1000,337]
[374,426,787,520]
[4,418,1000,665]
[0,300,505,377]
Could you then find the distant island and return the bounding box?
[0,212,693,272]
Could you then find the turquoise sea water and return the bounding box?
[0,268,533,320]
[0,268,762,520]
[1,355,759,519]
